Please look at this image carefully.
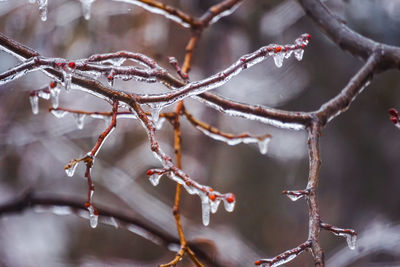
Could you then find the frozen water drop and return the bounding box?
[37,0,48,21]
[210,198,221,214]
[29,95,39,114]
[65,162,78,177]
[286,194,304,202]
[201,195,211,226]
[51,109,67,118]
[284,50,293,59]
[273,53,284,68]
[63,71,72,92]
[258,138,270,155]
[155,117,166,130]
[81,0,95,20]
[73,113,86,130]
[294,49,304,61]
[38,90,50,100]
[87,205,98,228]
[345,233,357,250]
[149,173,162,186]
[223,198,235,212]
[150,106,161,125]
[50,85,61,108]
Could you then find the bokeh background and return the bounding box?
[0,0,400,266]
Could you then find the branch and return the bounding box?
[129,96,236,226]
[183,106,271,154]
[305,121,324,266]
[297,0,400,70]
[314,53,380,125]
[254,241,312,266]
[0,190,224,267]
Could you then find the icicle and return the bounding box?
[36,0,48,22]
[210,198,221,214]
[51,109,67,118]
[332,231,357,250]
[38,90,50,100]
[286,194,304,202]
[294,49,304,61]
[200,194,211,226]
[149,172,162,186]
[258,138,270,155]
[147,103,162,125]
[284,50,293,59]
[29,95,39,114]
[65,162,79,177]
[273,52,284,68]
[49,84,61,108]
[73,113,86,130]
[345,233,357,250]
[63,71,72,92]
[87,205,98,228]
[155,117,166,130]
[81,0,95,20]
[109,217,118,228]
[223,193,235,212]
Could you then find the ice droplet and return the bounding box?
[51,109,67,118]
[155,117,166,130]
[273,53,284,68]
[63,71,72,92]
[149,173,162,186]
[73,113,86,129]
[38,90,50,100]
[284,50,293,59]
[210,198,221,214]
[333,231,357,250]
[346,234,357,250]
[286,194,304,202]
[294,49,304,61]
[29,95,39,114]
[65,162,78,177]
[258,138,270,155]
[87,205,98,228]
[223,198,235,212]
[37,0,48,21]
[81,0,95,20]
[149,105,161,125]
[201,195,211,226]
[49,84,61,108]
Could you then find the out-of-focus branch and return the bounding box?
[297,0,400,71]
[0,190,224,267]
[313,53,379,125]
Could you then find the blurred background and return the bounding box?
[0,0,400,266]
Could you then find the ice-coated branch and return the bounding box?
[136,33,311,107]
[183,106,272,155]
[129,96,236,226]
[0,190,224,267]
[254,241,312,266]
[0,32,315,130]
[62,100,118,228]
[282,189,310,202]
[320,222,357,250]
[199,0,243,27]
[305,122,324,266]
